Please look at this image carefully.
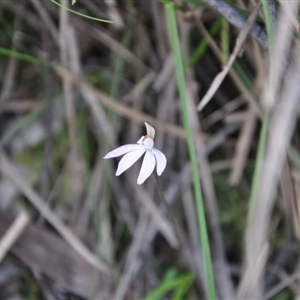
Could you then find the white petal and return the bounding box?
[145,122,155,139]
[103,144,143,159]
[137,136,143,144]
[116,148,146,176]
[152,148,167,176]
[137,150,156,185]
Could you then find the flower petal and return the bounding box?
[103,144,143,159]
[137,150,156,185]
[137,136,144,144]
[116,148,146,176]
[152,148,167,176]
[145,122,155,139]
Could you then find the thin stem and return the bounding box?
[51,0,112,23]
[154,173,183,246]
[164,3,216,299]
[246,113,269,258]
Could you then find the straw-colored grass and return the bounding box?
[0,1,299,299]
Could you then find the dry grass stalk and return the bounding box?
[197,4,261,111]
[185,71,234,298]
[0,150,111,274]
[194,17,263,118]
[0,0,299,298]
[240,8,300,297]
[59,0,85,209]
[0,210,30,263]
[55,65,208,143]
[229,106,256,186]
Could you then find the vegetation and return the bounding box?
[0,0,299,299]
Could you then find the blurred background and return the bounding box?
[0,0,299,299]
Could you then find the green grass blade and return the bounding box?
[232,62,256,94]
[172,274,195,300]
[0,47,48,66]
[246,113,269,252]
[246,0,274,236]
[164,2,216,299]
[144,273,194,300]
[188,19,222,67]
[261,0,274,51]
[221,18,229,64]
[50,0,112,23]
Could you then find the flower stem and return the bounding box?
[154,173,182,247]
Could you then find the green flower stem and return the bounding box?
[164,2,216,299]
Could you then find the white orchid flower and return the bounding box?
[103,122,167,185]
